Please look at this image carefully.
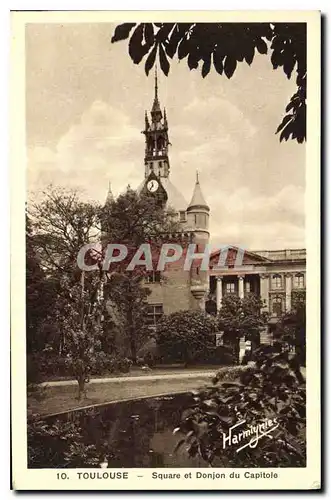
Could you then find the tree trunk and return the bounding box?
[127,291,137,363]
[223,332,240,365]
[77,376,86,400]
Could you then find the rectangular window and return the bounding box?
[146,271,161,284]
[226,282,235,294]
[146,304,164,326]
[272,297,283,316]
[245,281,251,293]
[272,275,282,289]
[179,211,186,222]
[293,274,305,288]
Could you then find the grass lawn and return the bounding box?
[28,373,215,417]
[28,365,305,418]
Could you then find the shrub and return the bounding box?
[156,310,218,365]
[27,353,70,383]
[175,344,306,467]
[27,351,133,383]
[214,364,251,382]
[27,413,100,468]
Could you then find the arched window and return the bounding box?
[157,136,164,150]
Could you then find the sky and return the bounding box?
[26,23,305,251]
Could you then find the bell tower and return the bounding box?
[143,67,170,180]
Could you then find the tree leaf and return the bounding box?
[283,57,296,79]
[129,24,148,64]
[188,50,200,70]
[111,23,136,43]
[213,51,223,75]
[155,23,174,44]
[174,438,186,453]
[144,43,158,76]
[166,24,188,58]
[201,56,211,78]
[255,37,268,55]
[224,55,237,79]
[159,44,170,76]
[276,114,293,134]
[144,23,154,47]
[271,48,283,69]
[178,37,190,60]
[218,415,233,425]
[280,127,291,142]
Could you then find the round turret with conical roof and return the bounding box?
[186,171,210,241]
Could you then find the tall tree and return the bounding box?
[26,213,58,354]
[31,186,101,278]
[101,187,180,362]
[28,187,103,397]
[111,22,306,143]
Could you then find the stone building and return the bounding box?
[106,71,306,339]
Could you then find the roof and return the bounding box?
[160,177,188,211]
[210,246,272,265]
[187,177,209,211]
[137,177,188,212]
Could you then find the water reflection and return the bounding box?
[43,393,207,468]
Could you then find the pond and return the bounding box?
[28,392,210,468]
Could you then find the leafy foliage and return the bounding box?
[103,274,151,362]
[218,293,269,363]
[30,186,101,277]
[100,186,180,362]
[174,344,306,467]
[101,186,178,248]
[274,292,306,367]
[27,414,101,468]
[27,187,106,397]
[27,184,181,395]
[111,22,306,143]
[26,214,59,354]
[156,310,218,364]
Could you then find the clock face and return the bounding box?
[147,179,159,193]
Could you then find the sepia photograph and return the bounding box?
[10,10,321,490]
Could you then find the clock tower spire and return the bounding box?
[143,67,170,179]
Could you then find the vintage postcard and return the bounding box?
[11,10,321,491]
